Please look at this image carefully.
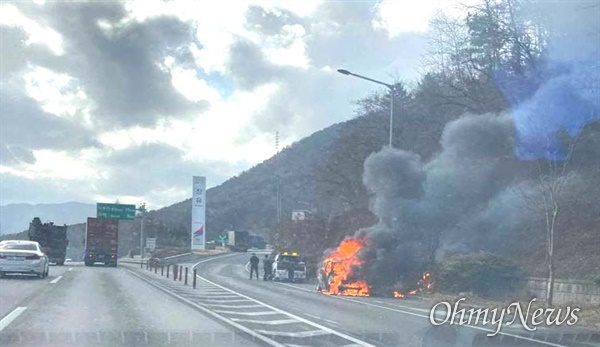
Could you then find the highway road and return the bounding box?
[0,255,598,347]
[189,253,599,347]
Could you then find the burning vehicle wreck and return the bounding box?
[316,236,434,298]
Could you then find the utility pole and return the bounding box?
[137,203,147,259]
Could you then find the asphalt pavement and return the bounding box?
[185,253,599,347]
[0,261,261,347]
[0,256,597,347]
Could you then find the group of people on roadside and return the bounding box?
[249,253,273,280]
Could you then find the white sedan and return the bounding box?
[0,240,49,278]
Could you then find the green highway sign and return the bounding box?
[97,203,136,220]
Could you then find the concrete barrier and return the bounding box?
[523,277,600,305]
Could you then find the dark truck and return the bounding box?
[28,217,68,266]
[84,217,118,267]
[227,230,250,252]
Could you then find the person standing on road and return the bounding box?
[263,255,273,281]
[249,253,260,279]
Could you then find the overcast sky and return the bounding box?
[0,0,472,209]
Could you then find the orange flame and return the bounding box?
[393,272,434,299]
[393,291,404,298]
[319,238,369,296]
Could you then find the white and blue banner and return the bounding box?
[191,176,206,250]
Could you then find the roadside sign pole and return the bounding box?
[140,215,145,260]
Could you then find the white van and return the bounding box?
[272,252,306,283]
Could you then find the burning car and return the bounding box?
[317,237,433,298]
[317,238,370,296]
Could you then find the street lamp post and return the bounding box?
[337,69,396,148]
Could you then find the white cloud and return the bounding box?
[96,82,279,166]
[263,24,310,68]
[183,83,281,163]
[373,0,479,37]
[1,0,460,208]
[0,148,99,180]
[23,65,94,125]
[170,67,222,104]
[0,3,64,55]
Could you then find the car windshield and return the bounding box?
[2,244,38,251]
[279,256,301,262]
[0,1,598,347]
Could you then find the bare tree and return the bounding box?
[515,131,580,306]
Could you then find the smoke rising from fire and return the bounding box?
[350,2,599,291]
[320,1,598,295]
[358,113,526,289]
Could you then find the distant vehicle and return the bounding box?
[227,231,250,252]
[272,251,306,283]
[28,217,68,266]
[0,240,49,278]
[84,217,118,267]
[248,235,267,249]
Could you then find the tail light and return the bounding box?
[26,254,40,260]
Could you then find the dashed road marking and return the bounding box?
[0,307,27,332]
[304,313,322,320]
[213,310,282,316]
[193,294,239,299]
[207,304,264,309]
[256,329,331,338]
[201,299,251,303]
[50,275,63,284]
[231,318,299,325]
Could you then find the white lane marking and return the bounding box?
[201,299,251,304]
[278,281,445,318]
[256,329,330,338]
[274,281,568,347]
[231,318,299,325]
[194,295,240,299]
[339,296,569,347]
[192,267,376,347]
[304,312,339,326]
[0,307,27,332]
[124,268,286,347]
[49,276,63,284]
[373,300,431,313]
[304,313,322,320]
[68,268,73,271]
[206,304,264,309]
[213,310,281,316]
